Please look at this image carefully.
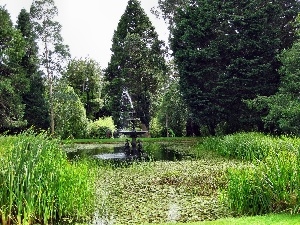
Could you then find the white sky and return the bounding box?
[0,0,169,68]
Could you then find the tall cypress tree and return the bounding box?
[16,9,49,130]
[104,0,166,129]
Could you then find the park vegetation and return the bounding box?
[2,0,300,224]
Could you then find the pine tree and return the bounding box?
[104,0,167,130]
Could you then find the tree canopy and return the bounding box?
[17,8,49,129]
[104,0,167,130]
[171,0,300,135]
[30,0,70,134]
[0,6,28,130]
[64,57,103,120]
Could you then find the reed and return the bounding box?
[224,135,300,215]
[0,131,96,225]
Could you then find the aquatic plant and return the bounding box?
[0,131,96,225]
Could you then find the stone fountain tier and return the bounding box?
[119,130,147,137]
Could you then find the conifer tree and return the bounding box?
[171,0,300,135]
[104,0,166,130]
[16,9,49,129]
[0,6,28,130]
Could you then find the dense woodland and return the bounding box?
[1,0,300,138]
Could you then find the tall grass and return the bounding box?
[0,131,96,225]
[210,132,300,215]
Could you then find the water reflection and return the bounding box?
[65,143,191,161]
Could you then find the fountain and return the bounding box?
[94,88,148,160]
[119,111,147,157]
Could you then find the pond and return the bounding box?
[64,142,195,161]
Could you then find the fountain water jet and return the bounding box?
[95,88,148,160]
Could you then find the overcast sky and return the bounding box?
[1,0,169,68]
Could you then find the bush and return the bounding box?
[0,131,96,224]
[87,117,116,139]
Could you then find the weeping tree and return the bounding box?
[104,0,167,130]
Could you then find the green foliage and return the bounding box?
[0,6,28,130]
[104,0,167,129]
[30,0,71,134]
[149,117,164,138]
[16,9,49,130]
[225,149,300,215]
[199,132,300,162]
[249,16,300,134]
[200,132,300,215]
[171,0,300,134]
[0,131,95,224]
[157,75,187,137]
[95,158,236,224]
[64,57,104,120]
[87,117,116,139]
[53,82,88,139]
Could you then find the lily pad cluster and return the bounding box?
[94,157,244,224]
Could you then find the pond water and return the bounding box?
[65,142,194,161]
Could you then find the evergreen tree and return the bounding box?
[30,0,70,134]
[0,6,28,130]
[16,8,49,130]
[171,0,300,135]
[249,15,300,134]
[104,0,167,130]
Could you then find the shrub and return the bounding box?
[87,117,116,139]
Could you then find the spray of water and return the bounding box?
[121,88,133,110]
[119,88,134,130]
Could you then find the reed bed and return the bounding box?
[0,131,96,225]
[199,132,300,216]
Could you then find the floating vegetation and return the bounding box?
[94,158,244,224]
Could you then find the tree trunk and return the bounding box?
[45,40,55,135]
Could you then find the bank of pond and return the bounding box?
[0,131,300,224]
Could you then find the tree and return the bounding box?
[16,9,49,130]
[104,0,167,130]
[64,58,103,120]
[152,0,186,29]
[53,81,88,139]
[0,6,28,131]
[30,0,70,134]
[157,78,187,136]
[171,0,300,135]
[249,15,300,134]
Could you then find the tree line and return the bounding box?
[1,0,300,138]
